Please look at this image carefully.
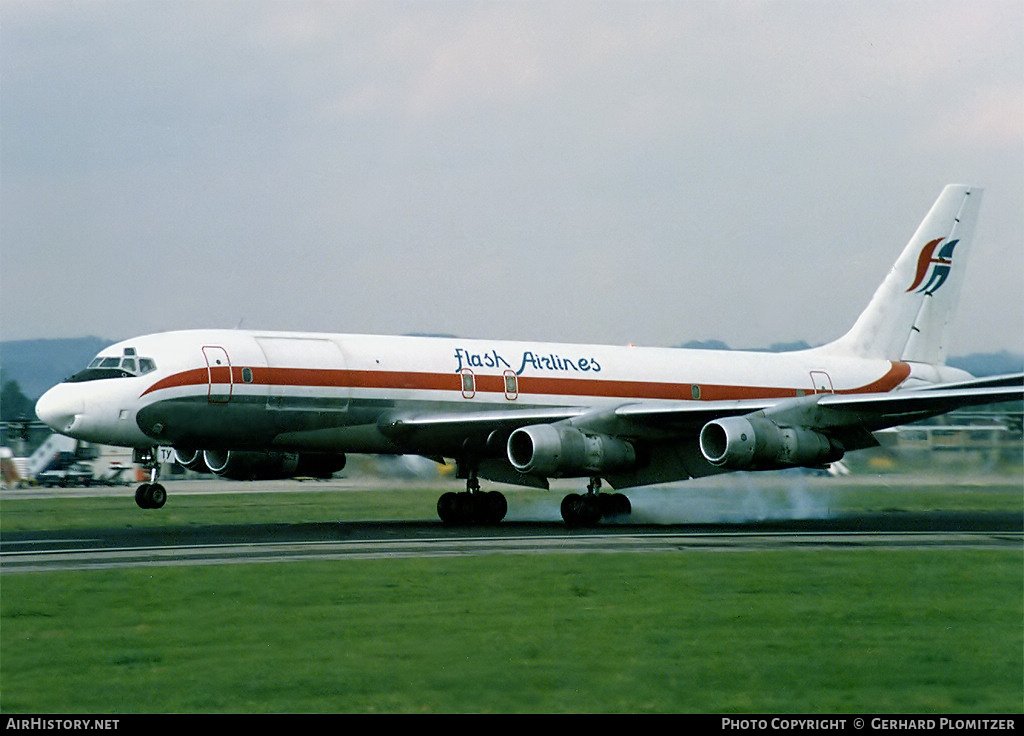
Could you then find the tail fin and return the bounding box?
[820,184,982,364]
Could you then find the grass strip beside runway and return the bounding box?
[2,548,1021,713]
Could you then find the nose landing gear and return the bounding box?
[132,447,167,509]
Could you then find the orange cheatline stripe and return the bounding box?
[140,361,911,403]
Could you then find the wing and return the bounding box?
[915,372,1024,391]
[615,373,1024,434]
[815,378,1024,433]
[379,375,1023,489]
[380,406,590,454]
[609,376,1021,486]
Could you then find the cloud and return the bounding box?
[2,1,1020,353]
[922,84,1024,150]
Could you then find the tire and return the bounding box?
[437,491,460,524]
[148,483,167,509]
[135,483,152,509]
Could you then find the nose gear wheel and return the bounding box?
[132,447,167,509]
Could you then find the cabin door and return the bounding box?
[809,370,834,394]
[203,346,234,404]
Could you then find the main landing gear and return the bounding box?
[436,469,631,528]
[133,447,167,509]
[559,477,631,527]
[437,469,508,525]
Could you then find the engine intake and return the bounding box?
[201,450,346,481]
[699,416,843,470]
[507,424,636,477]
[173,448,209,473]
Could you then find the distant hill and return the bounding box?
[1,337,1021,401]
[947,351,1024,378]
[679,340,815,352]
[1,338,115,399]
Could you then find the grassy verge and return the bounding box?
[2,549,1021,713]
[2,476,1021,713]
[0,487,446,532]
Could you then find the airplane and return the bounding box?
[35,184,1023,526]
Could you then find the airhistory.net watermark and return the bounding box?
[4,720,119,731]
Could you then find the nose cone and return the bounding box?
[35,384,84,435]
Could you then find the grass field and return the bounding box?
[1,473,1022,714]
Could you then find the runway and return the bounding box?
[2,511,1020,574]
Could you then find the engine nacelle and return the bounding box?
[507,424,636,477]
[201,450,346,481]
[699,416,844,470]
[294,453,348,478]
[173,448,210,473]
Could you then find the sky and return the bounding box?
[2,0,1022,355]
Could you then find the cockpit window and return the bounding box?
[67,367,131,382]
[67,348,158,383]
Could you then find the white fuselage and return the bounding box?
[35,328,964,457]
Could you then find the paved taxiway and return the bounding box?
[3,513,1020,574]
[3,474,1020,573]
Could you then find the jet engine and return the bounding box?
[201,450,346,481]
[507,424,636,477]
[699,416,843,470]
[173,448,209,473]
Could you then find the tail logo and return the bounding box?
[906,238,959,295]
